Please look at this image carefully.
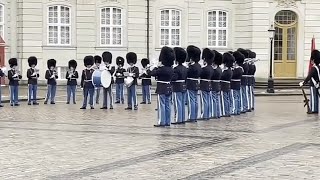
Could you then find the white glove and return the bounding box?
[32,72,36,76]
[129,73,134,77]
[299,81,304,87]
[51,75,55,79]
[116,73,121,76]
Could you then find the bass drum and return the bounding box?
[92,70,112,88]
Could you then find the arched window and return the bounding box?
[207,10,228,47]
[100,7,123,46]
[47,5,71,45]
[0,4,4,39]
[160,9,181,46]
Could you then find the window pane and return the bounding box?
[218,11,227,27]
[218,29,226,46]
[208,29,216,47]
[61,26,70,44]
[208,11,216,27]
[172,10,180,27]
[101,27,111,45]
[160,28,169,46]
[0,5,3,23]
[60,6,70,24]
[161,10,169,26]
[171,29,180,46]
[59,67,68,80]
[113,8,121,25]
[101,8,110,25]
[48,6,58,24]
[49,26,58,44]
[112,27,122,45]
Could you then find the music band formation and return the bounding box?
[0,46,257,127]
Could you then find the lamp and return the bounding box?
[267,24,276,93]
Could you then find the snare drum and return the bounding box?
[92,70,112,88]
[124,77,134,87]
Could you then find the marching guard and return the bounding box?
[140,58,152,104]
[94,55,102,104]
[66,60,79,104]
[238,48,250,113]
[125,52,139,110]
[149,46,176,127]
[299,49,320,114]
[115,56,126,104]
[231,51,244,115]
[27,56,39,105]
[44,59,58,104]
[186,45,202,122]
[220,52,234,117]
[0,66,4,107]
[200,48,214,120]
[8,58,22,106]
[101,51,115,109]
[211,50,223,119]
[172,47,188,124]
[248,50,257,111]
[81,56,95,109]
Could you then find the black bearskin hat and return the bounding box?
[47,59,56,69]
[187,45,201,63]
[213,50,223,65]
[159,46,175,67]
[237,48,249,58]
[311,50,320,65]
[174,47,187,64]
[116,56,125,66]
[202,48,215,65]
[84,56,94,66]
[223,52,235,68]
[228,51,234,55]
[8,58,18,68]
[28,56,37,67]
[141,58,150,68]
[233,51,245,65]
[68,59,77,69]
[102,51,112,64]
[249,50,256,59]
[126,52,137,64]
[94,55,102,64]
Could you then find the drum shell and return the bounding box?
[124,77,134,87]
[92,70,112,88]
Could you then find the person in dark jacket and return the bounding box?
[231,51,244,115]
[248,50,257,111]
[94,55,102,104]
[66,60,79,104]
[237,48,250,113]
[299,49,320,114]
[0,65,4,107]
[186,45,202,122]
[200,48,214,120]
[80,56,95,109]
[149,46,176,127]
[101,51,115,109]
[7,58,22,106]
[115,56,126,104]
[172,47,188,124]
[27,56,39,105]
[139,58,152,104]
[211,50,223,119]
[125,52,140,110]
[220,52,234,117]
[44,59,58,104]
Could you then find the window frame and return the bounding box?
[47,5,71,46]
[56,66,68,80]
[207,10,228,48]
[159,9,182,47]
[100,7,124,47]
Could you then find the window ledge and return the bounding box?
[42,46,77,50]
[95,46,128,51]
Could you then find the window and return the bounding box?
[57,66,68,80]
[48,5,71,45]
[0,4,4,38]
[100,7,123,46]
[160,9,181,46]
[207,10,228,47]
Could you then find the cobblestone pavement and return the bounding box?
[1,95,320,180]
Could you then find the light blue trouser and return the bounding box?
[240,85,248,112]
[173,92,186,123]
[249,86,255,110]
[116,83,124,103]
[200,91,210,119]
[127,85,137,108]
[103,85,113,108]
[9,85,19,105]
[211,91,221,118]
[157,94,172,125]
[96,88,101,103]
[67,85,76,103]
[82,88,94,107]
[45,85,56,103]
[187,90,198,121]
[28,84,38,103]
[142,85,151,103]
[221,90,231,116]
[310,86,319,113]
[231,89,241,115]
[0,85,1,104]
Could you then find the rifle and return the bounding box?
[301,86,311,113]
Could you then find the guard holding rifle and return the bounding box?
[299,49,320,114]
[27,56,39,105]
